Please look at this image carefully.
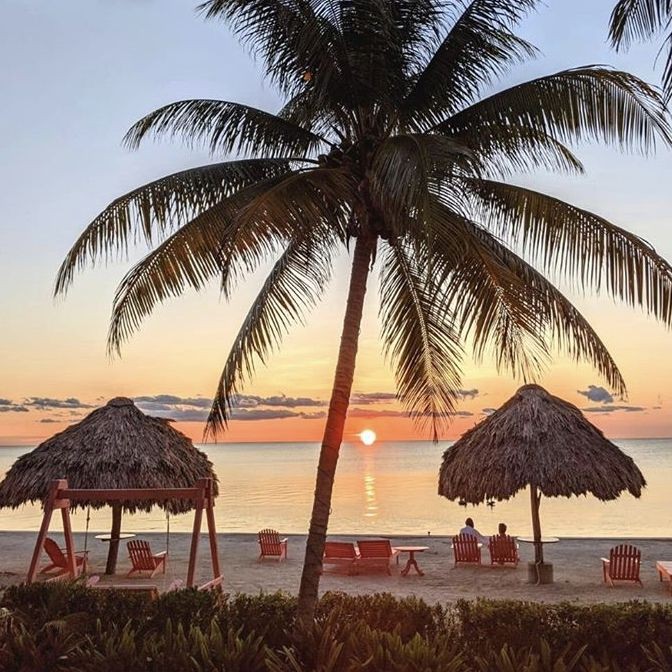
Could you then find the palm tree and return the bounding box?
[610,0,672,100]
[57,0,672,622]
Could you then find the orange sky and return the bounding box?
[1,1,671,446]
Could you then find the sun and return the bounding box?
[359,429,377,446]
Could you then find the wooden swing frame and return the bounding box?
[27,477,222,590]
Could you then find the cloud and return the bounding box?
[0,403,29,413]
[457,388,480,400]
[348,407,473,419]
[577,385,614,404]
[582,405,645,414]
[38,418,60,424]
[299,411,327,420]
[348,408,405,418]
[24,397,94,410]
[135,394,326,414]
[350,392,397,405]
[143,405,327,423]
[251,395,326,408]
[0,399,14,406]
[135,395,212,410]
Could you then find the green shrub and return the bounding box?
[3,584,672,670]
[149,586,223,630]
[1,580,152,633]
[317,591,447,640]
[454,599,672,668]
[219,591,297,648]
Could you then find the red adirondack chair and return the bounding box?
[258,529,288,561]
[41,537,88,577]
[323,541,359,574]
[488,535,520,567]
[356,539,399,574]
[126,540,167,578]
[602,544,642,587]
[451,534,482,566]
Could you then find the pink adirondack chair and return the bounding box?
[323,541,359,574]
[258,529,288,561]
[126,540,167,578]
[488,535,520,567]
[356,539,399,574]
[41,537,88,577]
[451,534,482,566]
[602,544,642,587]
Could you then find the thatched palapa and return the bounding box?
[438,385,645,568]
[0,397,218,573]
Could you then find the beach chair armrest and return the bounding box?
[600,557,610,564]
[280,538,288,543]
[154,551,168,558]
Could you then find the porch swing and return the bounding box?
[27,477,222,591]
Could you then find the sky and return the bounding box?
[0,0,671,445]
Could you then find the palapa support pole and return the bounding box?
[204,478,221,582]
[105,503,123,575]
[186,478,206,588]
[27,479,66,583]
[530,484,543,564]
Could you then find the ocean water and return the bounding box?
[0,439,670,538]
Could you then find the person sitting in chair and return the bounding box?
[496,522,509,538]
[459,517,487,543]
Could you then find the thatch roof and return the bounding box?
[438,384,645,504]
[0,397,218,513]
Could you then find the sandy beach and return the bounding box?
[1,531,671,604]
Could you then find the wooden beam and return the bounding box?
[186,480,207,588]
[205,480,221,582]
[198,576,223,592]
[27,479,66,583]
[60,488,201,502]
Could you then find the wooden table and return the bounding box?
[518,536,560,545]
[94,533,136,542]
[394,546,429,576]
[656,561,672,594]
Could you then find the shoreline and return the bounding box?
[2,531,671,604]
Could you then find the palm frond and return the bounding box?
[609,0,672,100]
[224,167,356,296]
[444,123,585,177]
[437,67,672,153]
[335,0,441,111]
[427,203,626,393]
[610,0,671,47]
[206,230,337,435]
[123,99,327,157]
[55,159,294,296]
[403,0,539,128]
[464,179,672,324]
[379,240,463,441]
[369,133,473,231]
[107,214,231,355]
[198,0,353,104]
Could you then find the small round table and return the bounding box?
[394,546,429,576]
[518,536,560,545]
[94,533,136,542]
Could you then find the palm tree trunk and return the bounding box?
[296,235,376,624]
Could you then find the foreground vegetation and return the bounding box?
[2,583,672,671]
